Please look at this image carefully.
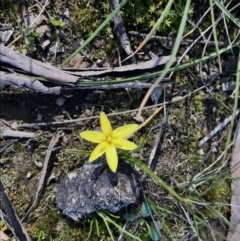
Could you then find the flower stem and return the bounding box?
[123,155,192,205]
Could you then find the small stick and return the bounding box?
[128,31,228,46]
[67,81,171,90]
[0,139,17,154]
[17,86,206,129]
[0,72,61,94]
[148,116,167,170]
[0,181,32,241]
[0,126,35,139]
[109,0,135,63]
[199,108,240,147]
[22,131,63,222]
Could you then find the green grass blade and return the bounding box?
[132,137,145,153]
[214,0,240,28]
[98,211,141,241]
[210,0,222,72]
[122,154,192,204]
[137,0,192,115]
[188,207,200,239]
[86,218,94,241]
[95,218,100,237]
[101,214,115,241]
[122,0,174,62]
[76,41,239,87]
[146,0,174,40]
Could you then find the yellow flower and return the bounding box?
[80,112,138,173]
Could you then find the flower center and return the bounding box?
[103,133,118,144]
[107,135,112,143]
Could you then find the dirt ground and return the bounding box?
[0,78,233,241]
[1,1,240,241]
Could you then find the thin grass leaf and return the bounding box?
[101,210,120,219]
[181,166,231,192]
[137,0,191,118]
[188,207,200,240]
[214,0,240,28]
[95,218,100,237]
[148,199,173,216]
[60,0,128,67]
[197,173,231,198]
[121,154,192,204]
[205,205,232,228]
[194,208,223,240]
[132,137,145,153]
[209,0,222,72]
[178,198,229,240]
[86,218,94,241]
[76,41,239,87]
[100,214,115,241]
[98,211,141,241]
[148,200,171,235]
[122,0,175,62]
[207,206,240,239]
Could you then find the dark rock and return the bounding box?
[26,139,38,153]
[56,157,141,220]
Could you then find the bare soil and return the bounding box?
[1,1,239,240]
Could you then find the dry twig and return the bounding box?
[109,0,135,63]
[22,131,64,222]
[0,181,32,241]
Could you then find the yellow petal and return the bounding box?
[89,142,107,161]
[80,131,104,143]
[112,138,138,150]
[100,112,112,136]
[113,124,138,139]
[106,144,118,172]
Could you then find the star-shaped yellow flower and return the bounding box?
[80,112,138,173]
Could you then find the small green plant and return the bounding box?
[122,200,163,240]
[9,12,38,54]
[37,230,48,241]
[122,0,193,34]
[72,2,99,36]
[140,201,162,240]
[51,19,66,28]
[21,27,37,54]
